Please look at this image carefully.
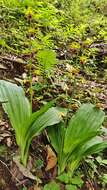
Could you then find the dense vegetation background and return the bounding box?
[0,0,107,190]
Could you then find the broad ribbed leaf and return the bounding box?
[0,80,62,166]
[47,103,106,175]
[30,99,55,124]
[47,108,67,154]
[0,80,31,145]
[48,123,65,154]
[21,107,62,165]
[68,136,107,174]
[68,137,105,163]
[28,107,62,139]
[64,104,105,154]
[47,123,66,174]
[83,137,107,156]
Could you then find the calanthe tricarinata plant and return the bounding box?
[48,103,107,176]
[0,80,62,166]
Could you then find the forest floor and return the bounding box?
[0,2,107,189]
[0,52,107,190]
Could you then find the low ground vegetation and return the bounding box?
[0,0,107,190]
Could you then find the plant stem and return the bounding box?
[65,77,76,127]
[29,59,33,112]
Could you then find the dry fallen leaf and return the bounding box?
[45,145,57,171]
[66,63,79,75]
[13,156,41,183]
[6,137,12,147]
[0,63,7,70]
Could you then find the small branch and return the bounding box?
[0,159,22,186]
[0,55,26,65]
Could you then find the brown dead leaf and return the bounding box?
[0,133,11,138]
[45,145,57,171]
[0,63,7,70]
[0,130,12,143]
[13,156,41,182]
[6,137,12,147]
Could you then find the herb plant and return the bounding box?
[37,49,57,77]
[48,103,107,176]
[43,181,60,190]
[0,80,61,166]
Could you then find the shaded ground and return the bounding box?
[0,52,107,190]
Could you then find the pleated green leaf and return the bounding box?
[48,123,65,153]
[0,80,61,166]
[48,103,106,175]
[64,104,105,154]
[68,136,107,174]
[0,80,31,146]
[82,137,107,156]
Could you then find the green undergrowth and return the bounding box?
[0,0,107,67]
[0,1,107,190]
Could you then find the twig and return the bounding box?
[0,55,26,65]
[0,159,22,186]
[89,43,107,48]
